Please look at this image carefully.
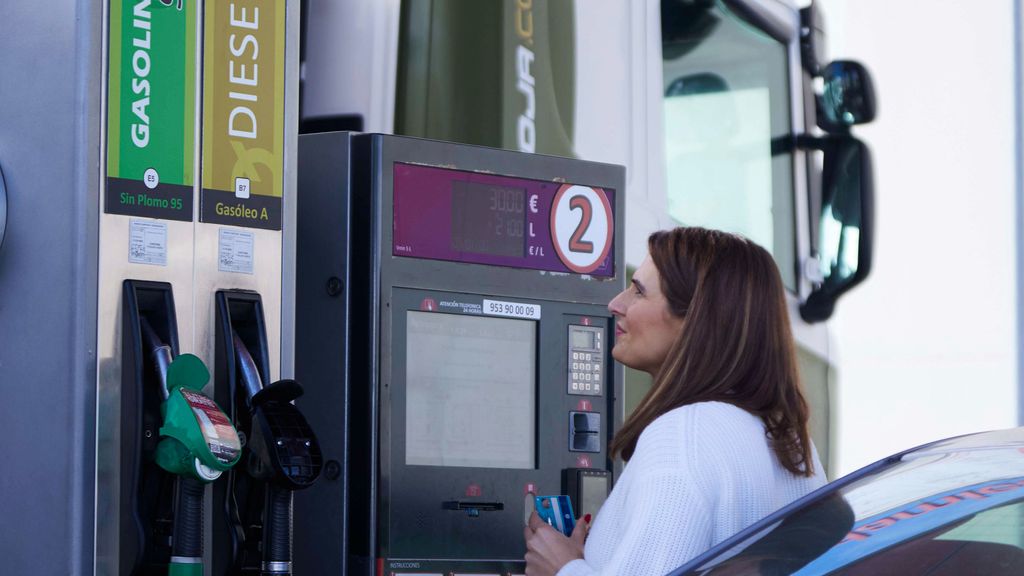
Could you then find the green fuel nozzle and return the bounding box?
[137,317,238,576]
[155,353,242,482]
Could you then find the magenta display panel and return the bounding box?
[393,163,615,277]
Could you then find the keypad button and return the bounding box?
[594,374,601,382]
[595,384,601,392]
[573,352,580,360]
[572,382,579,390]
[585,373,592,381]
[585,383,592,391]
[594,364,601,372]
[585,353,592,361]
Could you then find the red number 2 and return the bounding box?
[569,195,594,253]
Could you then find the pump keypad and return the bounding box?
[567,325,604,396]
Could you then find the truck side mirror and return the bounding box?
[818,60,876,132]
[801,135,874,322]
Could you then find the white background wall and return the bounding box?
[810,0,1020,475]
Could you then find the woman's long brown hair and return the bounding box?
[609,227,814,476]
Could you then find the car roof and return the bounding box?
[666,426,1024,575]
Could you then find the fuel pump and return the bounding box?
[295,132,625,575]
[214,291,323,575]
[0,1,302,573]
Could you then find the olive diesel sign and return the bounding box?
[200,0,285,230]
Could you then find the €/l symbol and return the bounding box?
[529,246,545,257]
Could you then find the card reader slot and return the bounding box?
[442,501,505,511]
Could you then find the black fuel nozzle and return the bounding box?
[231,331,323,489]
[231,331,323,575]
[247,379,323,490]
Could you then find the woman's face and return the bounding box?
[607,256,685,376]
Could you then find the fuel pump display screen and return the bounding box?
[450,181,526,257]
[405,311,536,469]
[393,162,616,277]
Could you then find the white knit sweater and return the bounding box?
[558,401,826,576]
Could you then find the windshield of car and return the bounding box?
[677,430,1024,575]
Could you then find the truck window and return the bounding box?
[661,1,796,290]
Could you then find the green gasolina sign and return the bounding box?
[106,0,196,221]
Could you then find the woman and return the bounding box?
[524,227,826,575]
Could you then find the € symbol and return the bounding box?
[529,194,539,213]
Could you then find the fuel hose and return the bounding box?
[139,317,171,400]
[170,476,205,575]
[262,487,293,575]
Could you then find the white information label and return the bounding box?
[218,228,255,274]
[128,219,167,266]
[483,299,541,320]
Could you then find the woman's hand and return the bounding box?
[524,510,590,576]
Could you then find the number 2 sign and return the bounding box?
[550,184,613,274]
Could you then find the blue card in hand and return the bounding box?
[535,495,576,537]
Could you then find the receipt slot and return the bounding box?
[295,133,625,575]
